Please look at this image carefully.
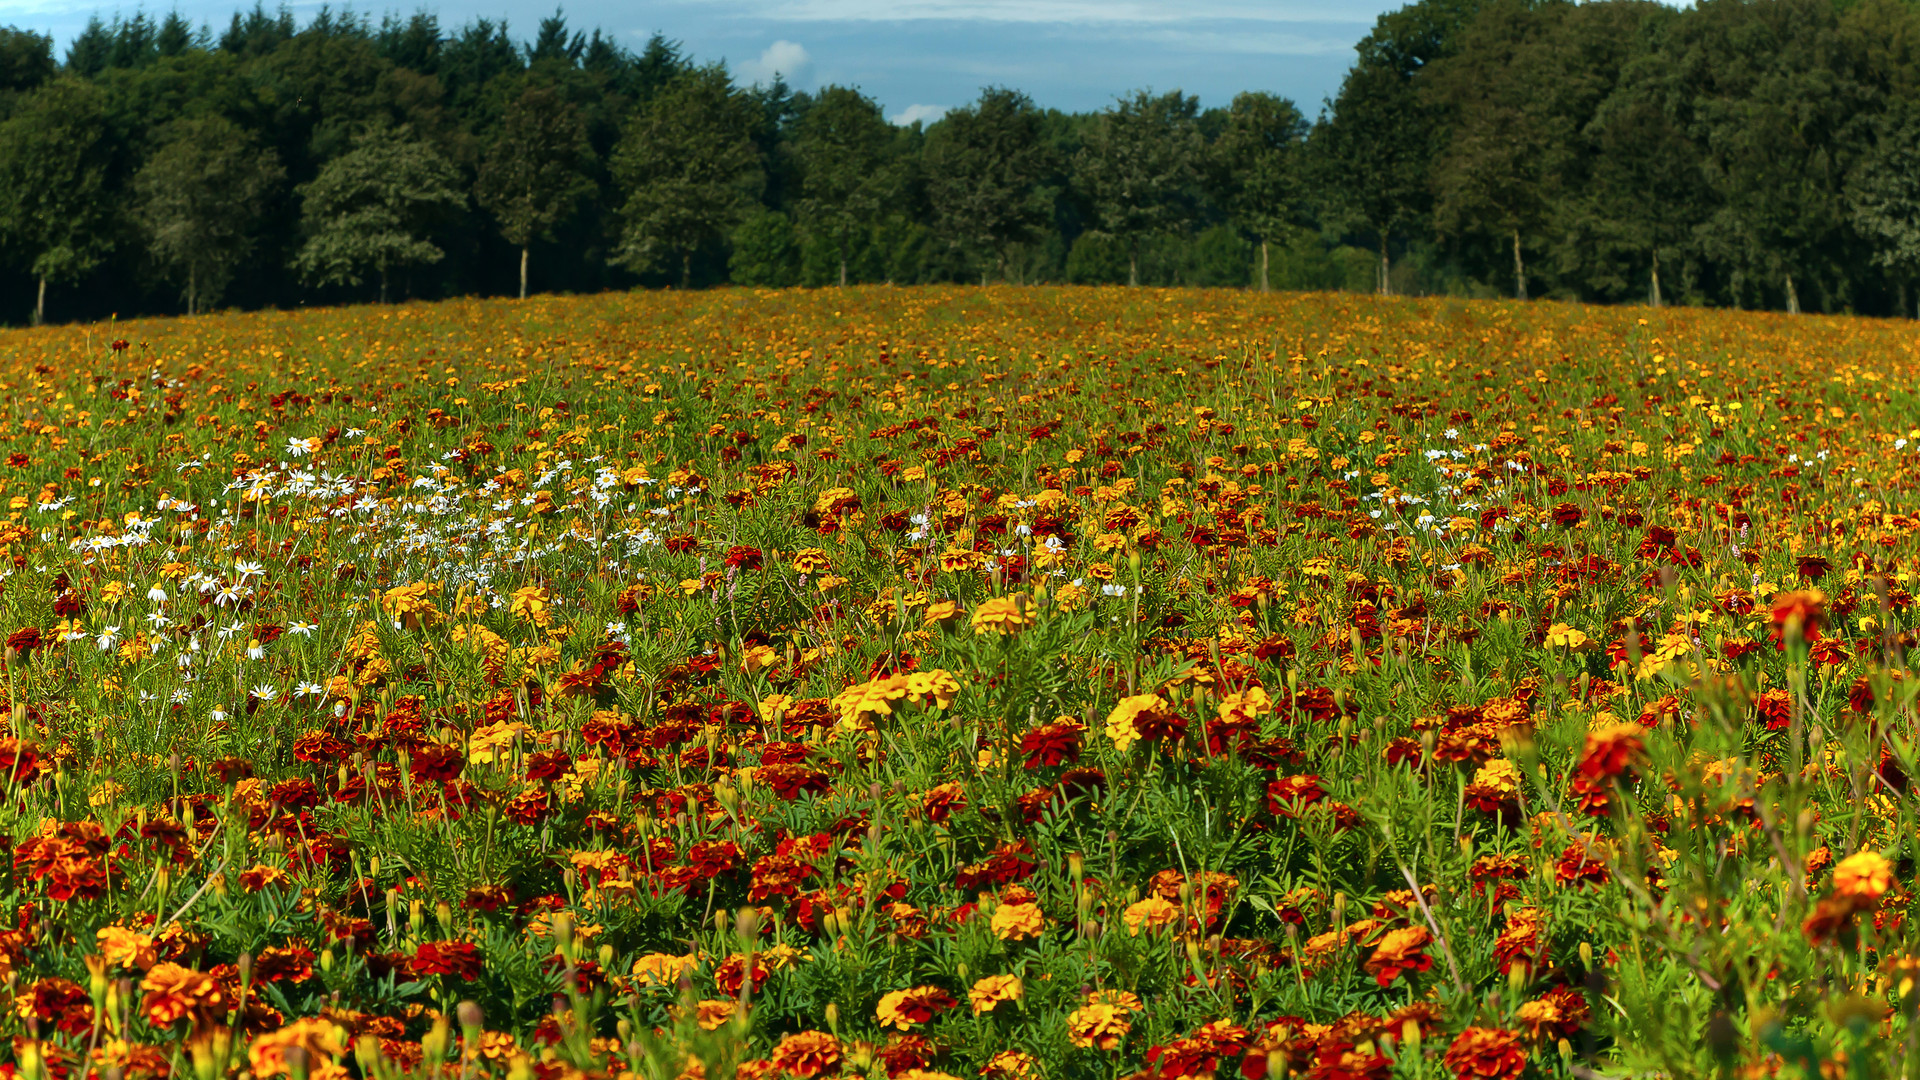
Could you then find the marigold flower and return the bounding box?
[1066,1002,1131,1050]
[249,1017,349,1079]
[969,595,1033,634]
[1769,589,1826,645]
[139,962,225,1030]
[875,986,956,1030]
[980,1050,1039,1079]
[1833,850,1893,905]
[1104,693,1169,752]
[990,900,1046,941]
[97,926,157,970]
[694,999,738,1030]
[1443,1026,1526,1080]
[1123,896,1183,936]
[768,1031,841,1078]
[1544,623,1590,649]
[968,974,1024,1014]
[1576,723,1644,780]
[631,952,699,988]
[1363,925,1432,988]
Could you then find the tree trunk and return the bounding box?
[1259,240,1270,293]
[1512,230,1527,300]
[519,246,529,300]
[1650,251,1662,309]
[1377,236,1391,297]
[379,267,389,305]
[838,256,847,288]
[33,274,44,326]
[681,253,692,290]
[1128,251,1138,288]
[188,264,197,317]
[1785,272,1800,315]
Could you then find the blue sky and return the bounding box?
[0,0,1397,122]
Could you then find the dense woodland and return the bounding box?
[1,0,1919,321]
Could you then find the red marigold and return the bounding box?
[1019,720,1085,769]
[1266,774,1327,817]
[1575,723,1643,780]
[1769,589,1826,646]
[409,941,484,980]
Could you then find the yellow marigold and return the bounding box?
[1216,686,1272,722]
[1123,897,1182,936]
[970,595,1033,634]
[97,926,157,970]
[990,902,1046,941]
[790,548,833,574]
[939,547,982,573]
[981,1051,1040,1079]
[968,974,1024,1014]
[1086,990,1143,1013]
[467,720,531,765]
[631,952,699,988]
[249,1018,349,1079]
[1066,1003,1131,1050]
[1834,850,1893,903]
[1104,693,1168,752]
[895,1071,963,1080]
[1544,623,1590,650]
[832,674,907,729]
[508,585,550,624]
[903,669,961,709]
[1471,758,1522,796]
[382,581,443,630]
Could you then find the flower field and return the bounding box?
[3,285,1920,1079]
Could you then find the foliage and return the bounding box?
[291,124,467,303]
[474,84,597,298]
[0,78,115,323]
[609,65,762,288]
[133,115,285,315]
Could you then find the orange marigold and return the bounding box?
[768,1031,841,1079]
[1443,1026,1526,1080]
[968,974,1024,1014]
[990,901,1046,941]
[139,962,225,1031]
[876,986,956,1031]
[1363,926,1432,988]
[1833,850,1893,906]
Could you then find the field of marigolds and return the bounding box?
[4,284,1920,1080]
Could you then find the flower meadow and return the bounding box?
[3,285,1920,1080]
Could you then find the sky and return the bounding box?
[0,0,1400,123]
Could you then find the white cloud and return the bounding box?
[890,103,948,126]
[739,39,813,84]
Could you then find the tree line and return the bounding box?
[1,0,1917,322]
